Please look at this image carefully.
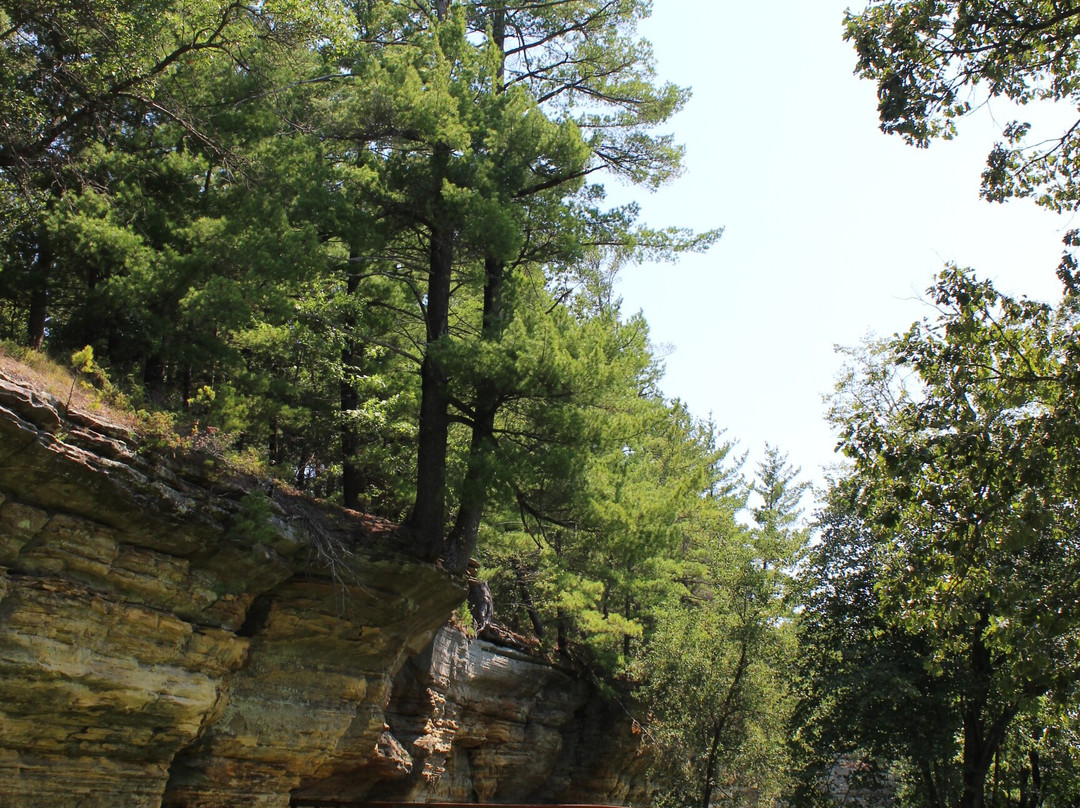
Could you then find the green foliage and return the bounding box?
[0,0,721,530]
[633,449,806,808]
[845,0,1080,211]
[790,479,959,808]
[69,346,95,375]
[0,5,814,798]
[802,266,1080,808]
[0,12,813,799]
[230,491,280,546]
[475,295,725,662]
[65,344,96,411]
[638,579,796,808]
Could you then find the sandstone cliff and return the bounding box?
[0,366,649,808]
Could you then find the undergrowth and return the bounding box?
[0,341,270,477]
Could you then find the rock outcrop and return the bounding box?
[0,367,649,807]
[293,627,651,806]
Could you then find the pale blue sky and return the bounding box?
[610,1,1074,504]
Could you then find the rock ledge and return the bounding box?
[0,369,649,807]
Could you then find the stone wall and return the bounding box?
[0,368,650,807]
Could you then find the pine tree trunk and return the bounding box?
[445,395,495,571]
[143,355,167,404]
[443,4,511,571]
[446,255,506,572]
[268,415,280,467]
[409,201,453,561]
[511,558,544,638]
[181,366,192,410]
[27,284,46,350]
[555,529,569,656]
[340,389,362,508]
[492,4,506,83]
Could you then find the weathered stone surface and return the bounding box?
[0,368,462,807]
[400,631,589,802]
[0,573,243,807]
[292,625,652,806]
[0,365,650,807]
[162,570,463,807]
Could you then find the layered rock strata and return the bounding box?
[287,624,652,807]
[0,368,648,807]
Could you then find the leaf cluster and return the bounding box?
[846,0,1080,210]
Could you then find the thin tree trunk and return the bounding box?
[920,760,942,808]
[26,236,51,349]
[268,415,280,467]
[960,619,1016,808]
[181,365,192,410]
[1028,749,1042,808]
[554,529,569,656]
[295,449,311,490]
[492,3,506,84]
[340,255,362,510]
[27,284,47,350]
[511,557,544,638]
[556,608,569,657]
[701,641,750,808]
[701,718,723,808]
[992,748,1000,808]
[960,707,988,808]
[143,355,167,404]
[444,394,495,570]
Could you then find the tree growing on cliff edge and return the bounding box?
[0,0,720,584]
[468,283,742,668]
[327,0,717,571]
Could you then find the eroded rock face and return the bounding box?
[0,371,461,808]
[290,625,654,807]
[162,569,463,808]
[0,369,649,807]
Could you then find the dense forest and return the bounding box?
[1,1,1079,807]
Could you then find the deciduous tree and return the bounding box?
[822,267,1080,808]
[846,0,1080,210]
